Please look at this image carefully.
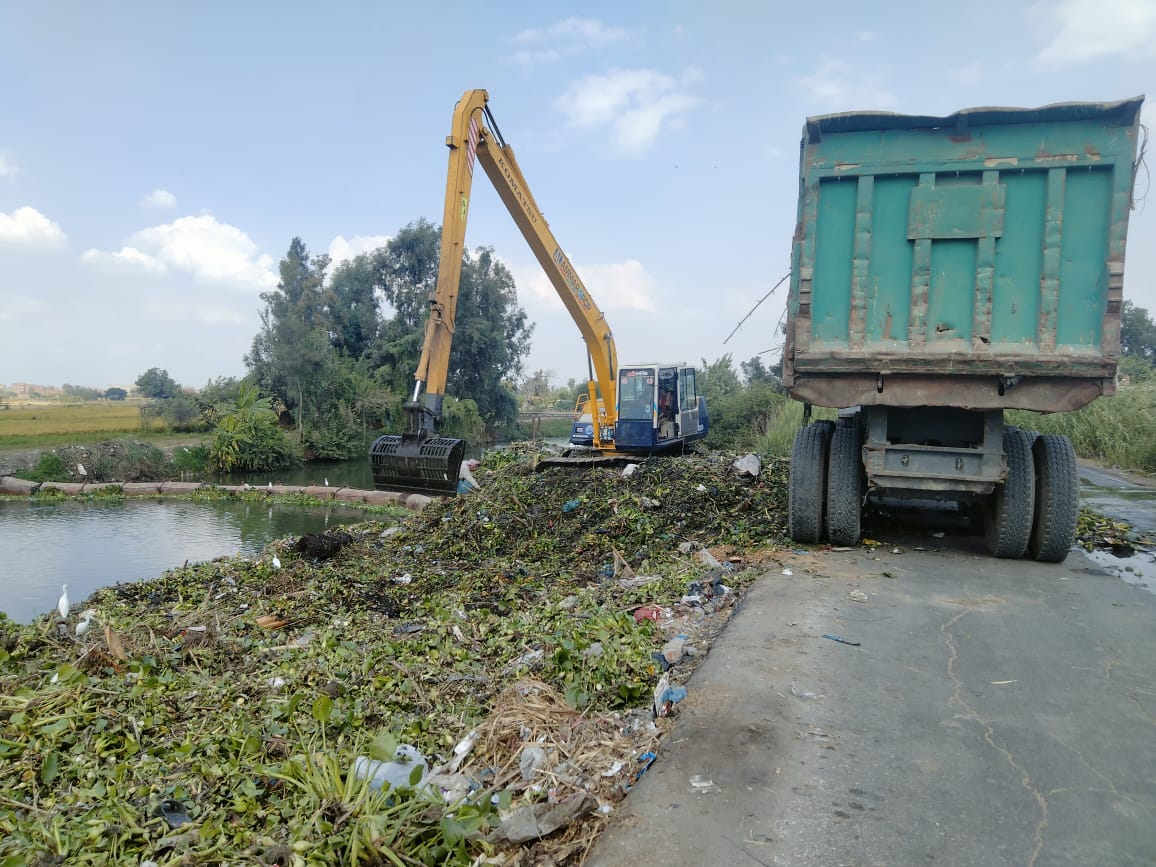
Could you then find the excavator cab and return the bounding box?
[369,401,466,497]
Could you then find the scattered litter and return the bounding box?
[640,496,662,509]
[519,744,547,781]
[621,463,639,477]
[695,547,725,569]
[689,774,720,792]
[286,630,314,647]
[391,623,424,636]
[627,751,657,788]
[732,453,761,477]
[781,568,794,576]
[660,636,688,665]
[822,633,860,647]
[653,674,688,717]
[504,648,545,673]
[602,760,625,777]
[847,590,869,603]
[154,799,191,829]
[618,575,660,589]
[633,604,664,624]
[931,531,945,538]
[562,498,581,513]
[791,683,822,700]
[489,793,598,843]
[991,680,1017,685]
[891,547,902,554]
[392,573,413,585]
[830,546,852,552]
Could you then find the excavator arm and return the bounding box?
[371,89,620,496]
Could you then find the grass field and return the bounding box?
[0,401,201,450]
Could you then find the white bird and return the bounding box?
[267,481,273,492]
[324,478,329,487]
[272,555,281,570]
[75,609,97,637]
[76,463,86,477]
[57,584,69,620]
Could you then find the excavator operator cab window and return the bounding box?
[618,367,656,421]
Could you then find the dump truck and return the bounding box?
[784,97,1145,562]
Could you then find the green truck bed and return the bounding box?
[785,97,1144,413]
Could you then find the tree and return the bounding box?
[1120,300,1156,361]
[105,387,127,400]
[326,252,386,359]
[699,354,742,404]
[63,383,102,401]
[135,368,181,399]
[209,384,300,472]
[369,221,532,429]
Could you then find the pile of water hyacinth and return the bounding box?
[0,449,791,866]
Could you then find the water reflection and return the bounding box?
[0,497,369,625]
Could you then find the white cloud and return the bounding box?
[857,30,878,42]
[140,189,177,209]
[0,153,16,178]
[81,246,167,273]
[511,257,658,312]
[328,233,391,268]
[508,17,630,64]
[0,206,67,247]
[796,57,899,112]
[556,69,702,156]
[1033,0,1156,65]
[86,214,277,291]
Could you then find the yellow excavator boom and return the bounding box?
[370,89,621,496]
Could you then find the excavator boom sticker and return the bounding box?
[466,116,479,175]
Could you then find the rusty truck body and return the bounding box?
[784,97,1145,561]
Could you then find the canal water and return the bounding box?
[1,496,370,625]
[4,457,1152,626]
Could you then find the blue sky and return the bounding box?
[2,0,1154,391]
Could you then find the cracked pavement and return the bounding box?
[588,530,1156,867]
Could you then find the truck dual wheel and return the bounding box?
[826,421,863,546]
[1028,434,1079,563]
[984,428,1036,558]
[789,421,834,544]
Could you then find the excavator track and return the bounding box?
[533,451,638,471]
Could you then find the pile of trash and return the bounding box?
[0,449,790,865]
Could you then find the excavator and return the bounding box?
[369,89,709,497]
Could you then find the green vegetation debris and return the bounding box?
[0,449,790,865]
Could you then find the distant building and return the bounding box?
[10,383,64,397]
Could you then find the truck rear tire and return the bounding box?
[984,429,1035,558]
[789,421,834,544]
[826,420,863,546]
[1028,434,1079,563]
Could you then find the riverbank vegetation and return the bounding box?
[0,450,787,865]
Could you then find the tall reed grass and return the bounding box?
[1009,381,1156,473]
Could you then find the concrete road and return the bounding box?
[588,532,1156,867]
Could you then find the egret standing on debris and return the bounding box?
[267,481,273,492]
[75,609,96,637]
[272,555,281,570]
[57,584,69,620]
